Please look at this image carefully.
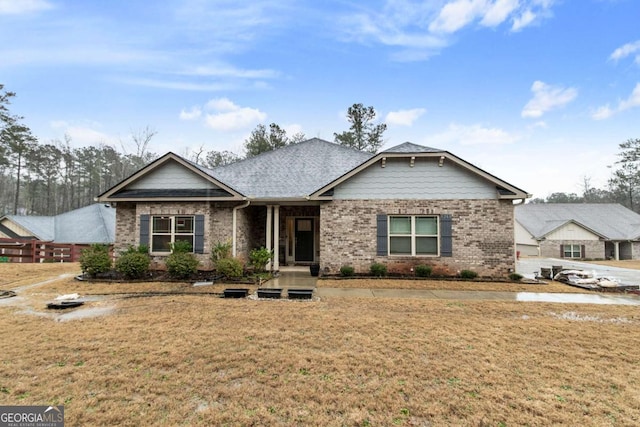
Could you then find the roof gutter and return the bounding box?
[232,199,251,257]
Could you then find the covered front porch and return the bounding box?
[242,204,321,271]
[605,240,638,260]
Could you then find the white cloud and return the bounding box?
[117,77,235,92]
[429,0,488,33]
[431,123,520,145]
[429,0,554,34]
[48,121,117,147]
[204,98,266,131]
[205,98,239,112]
[511,9,535,31]
[591,104,614,121]
[610,40,640,65]
[335,0,558,61]
[0,0,52,14]
[179,107,202,121]
[619,83,640,110]
[480,0,520,27]
[521,80,578,118]
[593,83,640,120]
[180,64,280,79]
[385,108,427,126]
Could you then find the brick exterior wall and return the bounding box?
[320,199,516,278]
[116,199,516,276]
[539,240,604,259]
[114,201,244,269]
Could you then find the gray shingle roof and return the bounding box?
[6,216,54,240]
[207,138,374,198]
[515,203,640,240]
[4,204,115,244]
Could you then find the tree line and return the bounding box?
[5,81,638,217]
[1,84,386,216]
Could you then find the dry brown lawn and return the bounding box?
[1,263,639,426]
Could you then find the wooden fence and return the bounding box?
[0,238,112,263]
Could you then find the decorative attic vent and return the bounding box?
[381,157,386,168]
[438,156,445,167]
[410,156,415,167]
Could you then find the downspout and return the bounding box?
[232,199,251,258]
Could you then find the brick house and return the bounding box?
[515,203,640,260]
[97,138,529,277]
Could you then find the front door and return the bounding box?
[295,218,314,262]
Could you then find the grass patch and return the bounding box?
[1,264,640,425]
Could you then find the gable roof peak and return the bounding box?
[382,142,443,154]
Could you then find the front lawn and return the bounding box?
[1,263,639,425]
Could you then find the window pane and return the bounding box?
[390,236,411,254]
[175,216,193,233]
[390,217,411,234]
[153,217,171,233]
[415,217,437,235]
[416,237,438,255]
[152,235,172,252]
[571,245,581,258]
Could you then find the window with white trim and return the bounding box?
[389,215,439,256]
[562,244,581,259]
[151,215,195,253]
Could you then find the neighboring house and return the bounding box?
[515,203,640,260]
[97,138,529,277]
[0,203,116,244]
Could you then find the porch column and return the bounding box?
[266,205,273,270]
[614,241,620,261]
[273,205,280,272]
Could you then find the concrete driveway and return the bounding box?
[517,257,640,286]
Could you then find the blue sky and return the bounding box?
[1,0,639,199]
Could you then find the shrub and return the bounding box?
[509,272,523,281]
[249,247,273,273]
[121,244,149,255]
[459,269,478,279]
[370,262,387,277]
[170,240,193,253]
[216,257,244,278]
[80,244,112,277]
[415,264,432,278]
[115,252,150,279]
[165,252,199,279]
[211,240,232,265]
[340,265,355,277]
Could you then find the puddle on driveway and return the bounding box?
[516,292,640,305]
[55,306,115,322]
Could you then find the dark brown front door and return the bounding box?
[295,218,314,262]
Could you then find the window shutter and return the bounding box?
[194,215,205,254]
[581,244,585,259]
[440,214,453,257]
[139,215,150,248]
[560,245,564,258]
[376,214,388,256]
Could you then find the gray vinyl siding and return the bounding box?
[333,157,497,200]
[130,160,221,190]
